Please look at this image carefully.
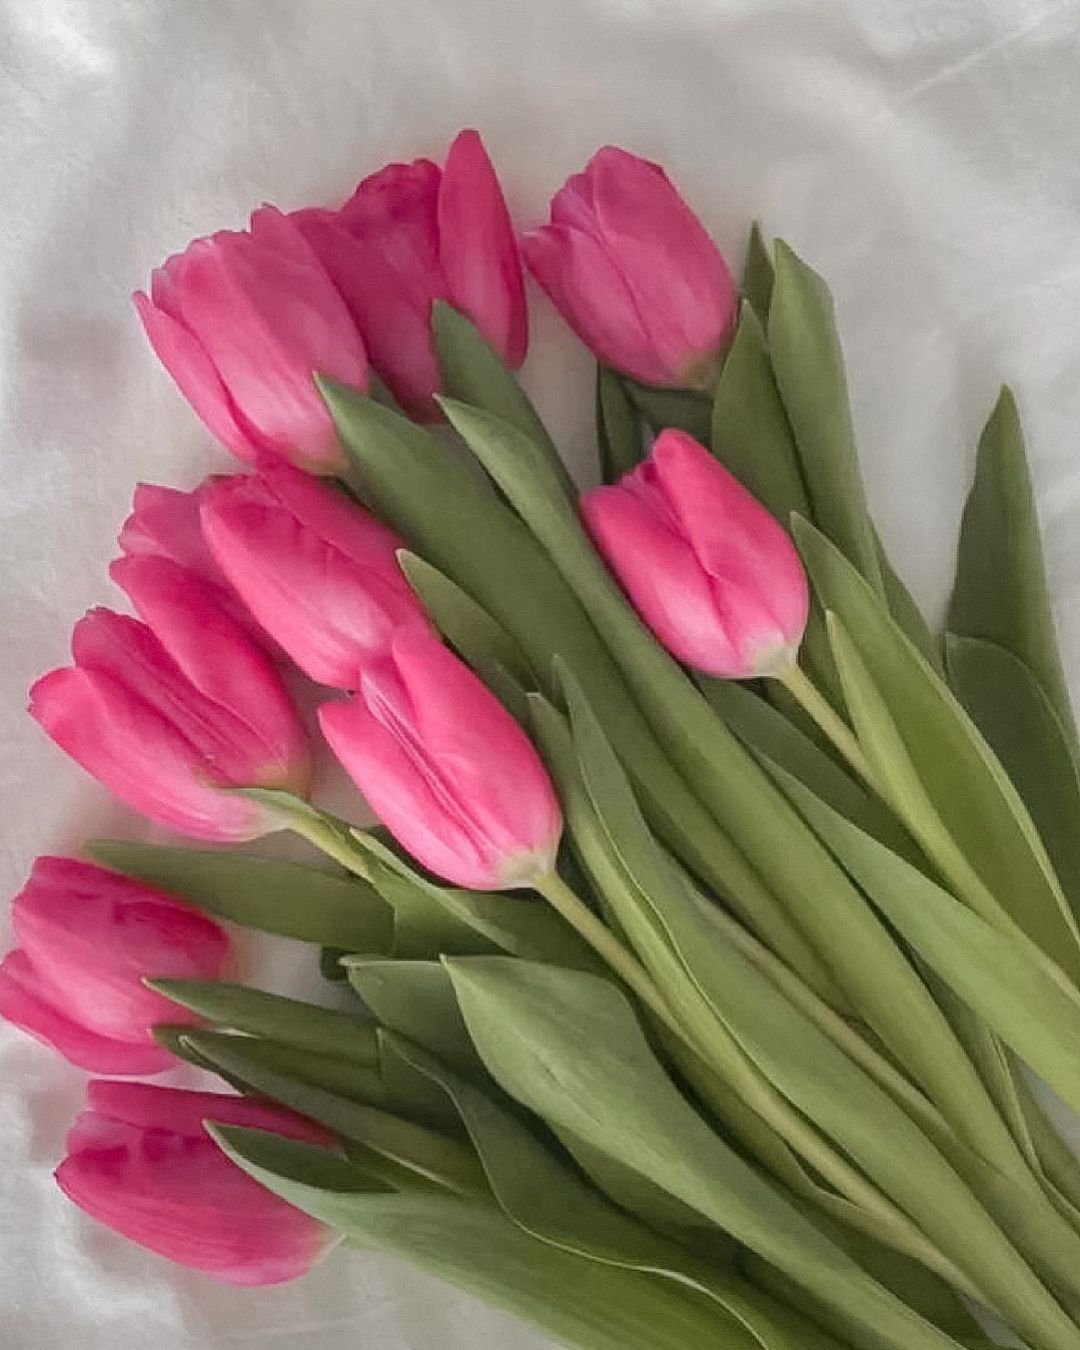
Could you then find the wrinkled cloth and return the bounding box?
[3,1,1080,1346]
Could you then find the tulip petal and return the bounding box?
[57,1120,328,1285]
[522,225,668,388]
[582,477,742,674]
[83,1080,333,1146]
[651,431,809,645]
[438,130,527,368]
[134,291,258,462]
[29,665,269,841]
[11,858,230,1043]
[0,951,175,1074]
[107,558,311,790]
[200,473,427,688]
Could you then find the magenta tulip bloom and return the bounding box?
[134,206,368,474]
[319,629,561,889]
[582,430,809,679]
[293,129,526,420]
[30,561,311,841]
[57,1081,336,1286]
[523,147,737,389]
[0,857,230,1074]
[199,463,430,688]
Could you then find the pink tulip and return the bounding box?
[0,857,230,1074]
[199,463,430,688]
[30,563,311,841]
[57,1081,335,1286]
[293,129,526,420]
[134,206,368,474]
[522,147,737,389]
[117,480,268,645]
[319,629,561,889]
[582,429,809,679]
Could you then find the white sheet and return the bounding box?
[4,1,1080,1345]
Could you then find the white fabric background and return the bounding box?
[3,0,1080,1345]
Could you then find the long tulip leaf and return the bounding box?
[88,840,389,951]
[596,365,644,480]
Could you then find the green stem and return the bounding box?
[533,872,687,1042]
[287,813,372,882]
[775,662,881,791]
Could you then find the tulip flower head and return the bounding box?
[0,857,231,1074]
[200,463,430,688]
[293,128,527,419]
[523,147,737,389]
[134,206,368,474]
[57,1081,336,1286]
[582,430,809,679]
[319,629,562,890]
[117,480,267,646]
[30,562,311,841]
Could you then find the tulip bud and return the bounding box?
[30,563,311,841]
[56,1081,335,1285]
[199,463,430,688]
[522,147,737,389]
[134,207,368,474]
[0,857,230,1074]
[319,629,561,889]
[117,480,267,646]
[293,129,527,420]
[582,429,809,679]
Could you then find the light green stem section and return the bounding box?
[287,814,372,882]
[775,663,881,791]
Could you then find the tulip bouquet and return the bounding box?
[9,129,1080,1350]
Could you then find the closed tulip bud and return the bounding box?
[117,480,267,646]
[134,206,368,474]
[199,464,430,688]
[523,147,737,389]
[319,629,561,889]
[582,429,809,679]
[30,563,311,840]
[57,1081,336,1286]
[293,129,526,420]
[0,857,230,1074]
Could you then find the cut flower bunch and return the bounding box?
[8,128,1080,1350]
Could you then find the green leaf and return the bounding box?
[355,834,599,970]
[795,516,1080,984]
[375,1029,468,1135]
[214,1125,762,1350]
[711,304,809,523]
[432,301,575,498]
[185,1031,488,1198]
[558,674,1080,1338]
[948,386,1077,744]
[700,679,915,860]
[435,393,845,1008]
[596,365,644,481]
[773,780,1080,1124]
[743,223,775,323]
[768,241,883,591]
[622,380,713,442]
[148,980,378,1065]
[444,957,968,1350]
[395,1037,847,1350]
[946,634,1080,919]
[181,1030,387,1105]
[345,957,483,1077]
[88,841,389,951]
[875,531,940,671]
[398,550,535,692]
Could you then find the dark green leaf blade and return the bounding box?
[948,386,1077,744]
[88,841,390,951]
